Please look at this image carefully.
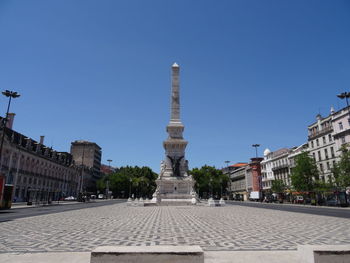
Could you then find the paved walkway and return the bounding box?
[0,202,350,253]
[0,251,300,263]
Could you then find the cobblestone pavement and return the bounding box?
[1,202,350,252]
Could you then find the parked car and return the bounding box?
[64,196,76,201]
[326,198,338,206]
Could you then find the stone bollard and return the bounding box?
[219,198,225,206]
[90,246,204,263]
[208,198,216,207]
[298,245,350,263]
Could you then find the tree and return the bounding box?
[97,166,158,198]
[271,179,285,193]
[290,152,319,192]
[332,146,350,189]
[190,165,229,199]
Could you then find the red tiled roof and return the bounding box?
[230,163,248,168]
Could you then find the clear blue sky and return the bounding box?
[0,0,349,171]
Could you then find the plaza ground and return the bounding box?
[0,201,350,262]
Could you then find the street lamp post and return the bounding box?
[209,178,213,199]
[129,177,132,199]
[252,144,260,158]
[106,159,112,199]
[220,178,223,198]
[79,144,85,202]
[0,90,20,175]
[337,92,350,123]
[107,159,112,172]
[0,90,20,209]
[224,160,230,199]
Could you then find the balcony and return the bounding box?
[308,126,333,140]
[272,164,289,171]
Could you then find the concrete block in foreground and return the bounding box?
[298,245,350,263]
[90,246,204,263]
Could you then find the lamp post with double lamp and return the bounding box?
[0,90,20,209]
[252,144,262,201]
[106,159,112,199]
[224,160,230,199]
[128,177,132,201]
[337,92,350,123]
[79,144,85,202]
[252,144,260,158]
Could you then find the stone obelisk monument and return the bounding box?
[153,63,196,205]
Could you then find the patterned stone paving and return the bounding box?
[0,203,350,252]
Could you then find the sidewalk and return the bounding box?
[10,199,114,209]
[228,200,350,210]
[0,251,300,263]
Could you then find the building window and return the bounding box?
[318,151,321,161]
[311,141,314,148]
[341,136,346,144]
[326,162,330,170]
[323,136,326,144]
[316,139,319,147]
[324,149,328,159]
[339,122,343,130]
[320,163,323,172]
[328,134,332,142]
[312,153,316,160]
[330,147,335,158]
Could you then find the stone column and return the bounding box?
[171,63,180,121]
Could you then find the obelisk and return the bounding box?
[153,63,196,205]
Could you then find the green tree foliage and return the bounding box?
[97,166,158,198]
[290,152,319,192]
[190,165,229,199]
[332,146,350,188]
[271,179,285,193]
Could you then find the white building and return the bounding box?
[261,148,291,190]
[288,143,309,173]
[271,148,292,188]
[261,145,308,192]
[261,148,274,190]
[307,110,337,182]
[332,106,350,154]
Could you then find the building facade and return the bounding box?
[70,140,102,193]
[228,163,248,200]
[270,148,292,188]
[70,140,102,175]
[0,127,80,203]
[308,111,337,182]
[261,149,274,191]
[332,106,350,154]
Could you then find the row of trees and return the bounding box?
[190,165,229,199]
[97,165,229,199]
[97,166,158,198]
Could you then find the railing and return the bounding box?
[308,126,333,139]
[272,164,289,171]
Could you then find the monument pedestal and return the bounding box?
[155,176,196,205]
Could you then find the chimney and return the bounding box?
[40,136,45,144]
[6,113,15,129]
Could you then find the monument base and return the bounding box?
[154,176,197,205]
